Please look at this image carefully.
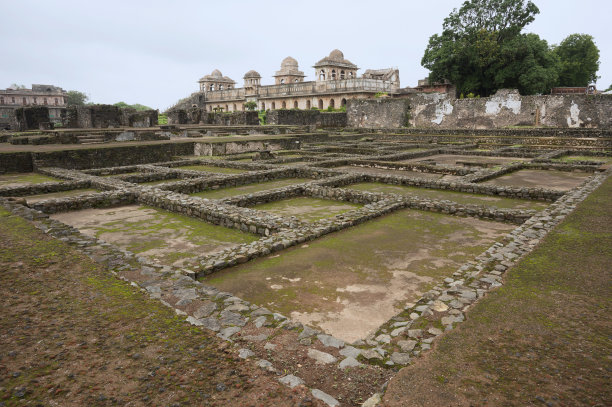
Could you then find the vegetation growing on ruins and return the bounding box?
[553,34,601,87]
[66,90,89,106]
[113,101,153,111]
[422,0,601,96]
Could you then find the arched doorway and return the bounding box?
[318,99,323,109]
[282,101,286,109]
[294,101,298,109]
[341,98,347,107]
[233,103,237,111]
[271,102,276,109]
[306,100,311,109]
[329,99,335,109]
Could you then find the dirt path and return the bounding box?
[0,207,321,406]
[382,175,612,406]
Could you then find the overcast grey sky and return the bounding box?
[2,0,610,110]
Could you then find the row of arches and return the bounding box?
[206,98,350,112]
[319,69,355,81]
[259,98,347,111]
[208,84,233,91]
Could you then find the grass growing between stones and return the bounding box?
[204,209,513,342]
[0,173,60,188]
[175,165,247,174]
[50,205,258,267]
[0,207,313,406]
[191,178,312,200]
[252,197,362,223]
[344,182,549,211]
[383,175,612,407]
[553,155,612,164]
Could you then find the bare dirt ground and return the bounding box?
[382,175,612,407]
[0,207,322,407]
[205,209,513,342]
[482,169,591,191]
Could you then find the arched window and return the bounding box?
[294,101,298,108]
[282,101,286,109]
[209,84,214,91]
[349,72,354,78]
[280,78,285,84]
[330,99,335,108]
[233,103,237,111]
[22,97,26,104]
[331,70,336,79]
[340,70,345,79]
[225,104,229,111]
[219,85,224,91]
[0,97,3,105]
[54,98,58,105]
[319,70,326,80]
[294,79,298,82]
[306,100,311,109]
[341,98,347,107]
[318,99,323,109]
[272,102,276,109]
[261,102,265,110]
[43,98,48,105]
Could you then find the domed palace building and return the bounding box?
[197,50,400,112]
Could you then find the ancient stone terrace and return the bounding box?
[0,130,610,406]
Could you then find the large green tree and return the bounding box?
[553,34,600,86]
[422,0,560,96]
[66,90,89,106]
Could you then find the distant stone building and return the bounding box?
[193,49,400,112]
[0,84,67,129]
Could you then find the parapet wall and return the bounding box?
[347,90,612,129]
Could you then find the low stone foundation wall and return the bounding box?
[0,180,92,197]
[29,190,137,213]
[32,142,195,170]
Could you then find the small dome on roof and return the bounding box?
[244,70,261,78]
[211,69,222,77]
[281,56,298,68]
[314,49,358,69]
[329,49,344,61]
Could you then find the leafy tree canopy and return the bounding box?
[553,34,600,86]
[9,83,27,89]
[113,101,153,111]
[422,0,562,96]
[244,101,257,111]
[66,90,89,106]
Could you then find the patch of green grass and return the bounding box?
[345,182,549,211]
[553,155,612,163]
[191,178,312,200]
[0,173,60,187]
[253,197,362,222]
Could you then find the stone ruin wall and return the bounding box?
[167,109,259,126]
[61,105,158,129]
[347,90,612,129]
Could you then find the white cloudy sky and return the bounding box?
[2,0,610,110]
